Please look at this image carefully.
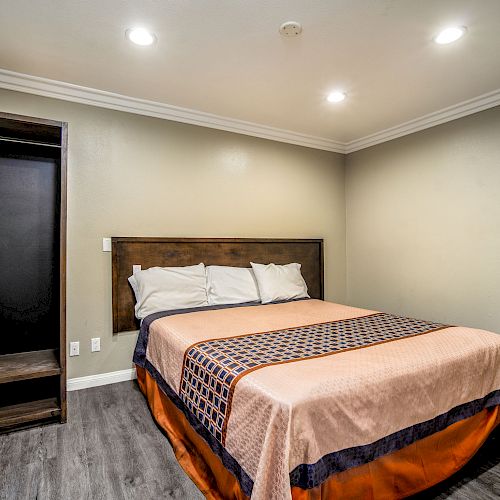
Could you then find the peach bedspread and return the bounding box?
[137,366,499,499]
[139,299,500,499]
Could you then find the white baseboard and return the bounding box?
[67,367,137,391]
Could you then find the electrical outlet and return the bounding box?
[91,337,101,352]
[70,341,80,356]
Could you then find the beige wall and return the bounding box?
[346,106,500,333]
[3,86,498,379]
[0,89,347,378]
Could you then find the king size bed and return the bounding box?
[112,238,500,499]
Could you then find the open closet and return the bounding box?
[0,112,67,431]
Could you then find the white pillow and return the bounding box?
[128,263,208,319]
[206,266,260,305]
[250,262,309,304]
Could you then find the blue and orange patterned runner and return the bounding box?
[179,312,448,444]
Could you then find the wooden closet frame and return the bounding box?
[0,111,67,431]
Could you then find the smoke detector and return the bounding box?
[279,21,302,37]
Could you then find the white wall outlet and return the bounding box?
[91,337,101,352]
[102,237,112,252]
[132,264,141,274]
[69,341,80,356]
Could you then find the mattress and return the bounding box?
[133,299,500,499]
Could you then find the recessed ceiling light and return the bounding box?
[327,91,346,103]
[126,27,156,46]
[434,26,467,45]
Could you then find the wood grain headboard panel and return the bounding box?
[112,237,324,333]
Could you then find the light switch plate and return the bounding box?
[102,237,112,252]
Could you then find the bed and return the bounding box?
[112,238,500,499]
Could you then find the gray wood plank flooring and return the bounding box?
[0,381,498,500]
[0,381,203,500]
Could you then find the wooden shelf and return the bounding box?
[0,349,61,384]
[0,398,61,430]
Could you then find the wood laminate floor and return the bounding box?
[0,381,498,500]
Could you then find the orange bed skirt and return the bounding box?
[136,366,499,499]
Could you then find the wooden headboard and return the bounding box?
[112,237,324,333]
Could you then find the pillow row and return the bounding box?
[129,262,309,320]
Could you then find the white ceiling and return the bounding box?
[1,0,499,146]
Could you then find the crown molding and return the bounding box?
[345,89,500,153]
[0,68,345,153]
[1,68,499,155]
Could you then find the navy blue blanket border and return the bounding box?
[134,300,306,498]
[133,301,500,494]
[133,298,310,367]
[142,358,255,497]
[133,301,262,368]
[289,389,500,489]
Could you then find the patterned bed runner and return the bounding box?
[179,312,448,444]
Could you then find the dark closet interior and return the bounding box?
[0,112,67,431]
